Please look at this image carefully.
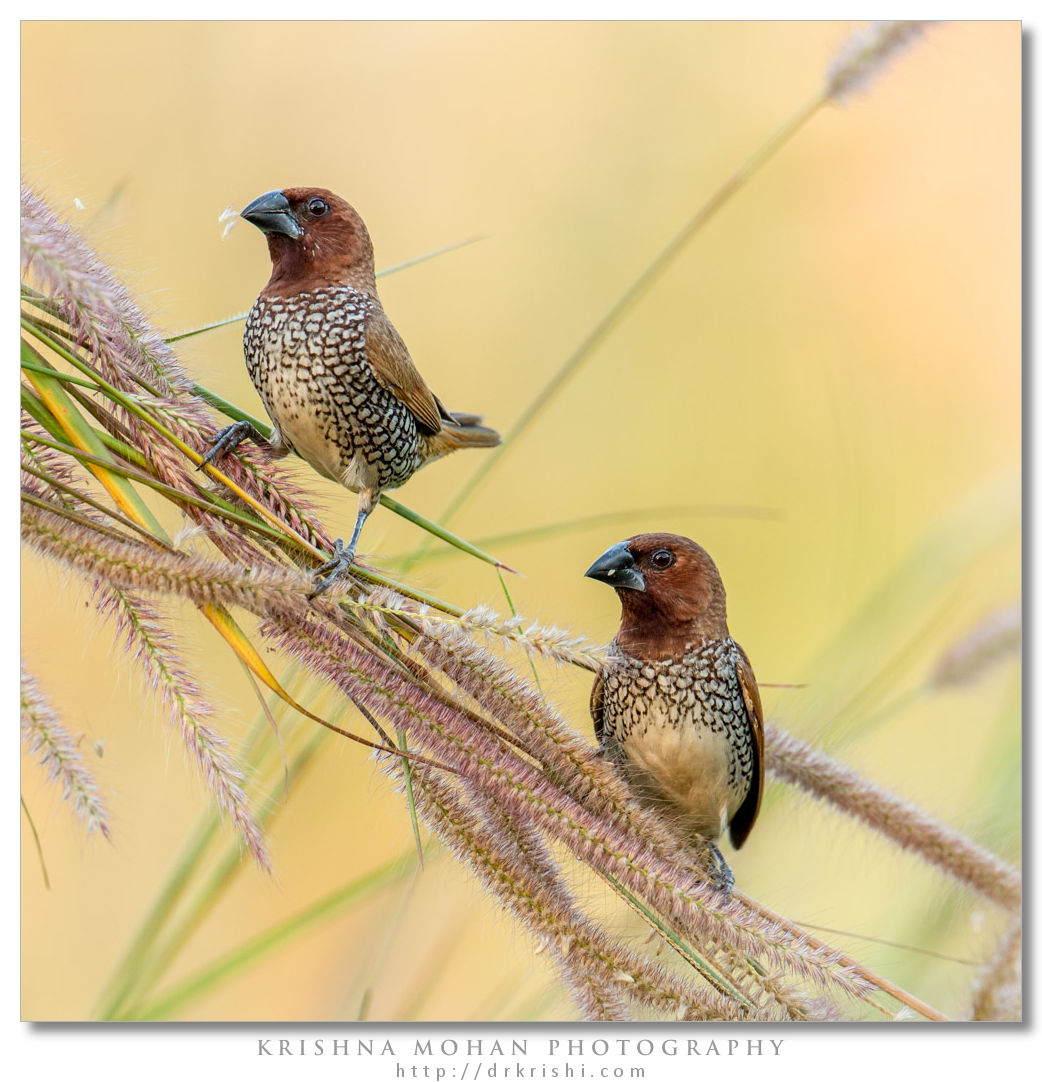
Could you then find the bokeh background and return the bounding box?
[21,21,1020,1021]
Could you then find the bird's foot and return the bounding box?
[706,843,735,896]
[197,420,256,470]
[309,538,355,597]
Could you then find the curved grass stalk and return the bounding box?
[128,852,419,1021]
[351,590,605,672]
[96,680,329,1020]
[409,23,937,570]
[166,234,486,344]
[766,723,1021,912]
[22,500,451,780]
[415,95,826,565]
[21,797,51,890]
[390,503,782,568]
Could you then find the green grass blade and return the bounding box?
[189,381,512,570]
[406,93,824,565]
[397,729,425,869]
[391,503,781,567]
[20,797,51,890]
[21,340,170,541]
[94,815,222,1020]
[189,381,274,440]
[21,383,64,438]
[496,567,541,689]
[20,361,99,390]
[21,430,294,546]
[379,493,514,570]
[166,312,250,343]
[599,870,753,1009]
[807,465,1019,746]
[165,236,485,343]
[22,407,151,472]
[96,668,323,1019]
[127,851,419,1020]
[20,460,171,546]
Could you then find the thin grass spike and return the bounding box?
[825,21,932,102]
[20,664,111,840]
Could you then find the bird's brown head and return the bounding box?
[585,533,729,658]
[241,187,375,296]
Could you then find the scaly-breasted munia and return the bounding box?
[585,533,764,890]
[202,187,500,590]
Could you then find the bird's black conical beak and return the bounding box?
[584,542,645,591]
[241,190,303,239]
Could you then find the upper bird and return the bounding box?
[585,533,764,891]
[202,187,500,591]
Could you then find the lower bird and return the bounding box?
[201,187,500,591]
[585,533,764,891]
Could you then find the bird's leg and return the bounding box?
[706,842,735,895]
[310,538,349,597]
[310,487,378,597]
[197,420,258,470]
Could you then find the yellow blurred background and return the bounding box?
[21,21,1020,1021]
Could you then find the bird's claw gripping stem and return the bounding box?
[707,843,735,896]
[197,420,256,470]
[307,493,374,597]
[310,538,355,597]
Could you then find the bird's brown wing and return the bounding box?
[365,307,443,435]
[728,643,765,850]
[589,669,606,745]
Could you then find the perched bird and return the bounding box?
[202,187,500,590]
[585,533,763,891]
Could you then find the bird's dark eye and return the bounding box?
[307,197,328,217]
[651,549,675,569]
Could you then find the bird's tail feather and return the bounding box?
[446,409,484,427]
[428,416,501,456]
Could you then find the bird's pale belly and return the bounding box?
[260,367,352,483]
[620,714,745,842]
